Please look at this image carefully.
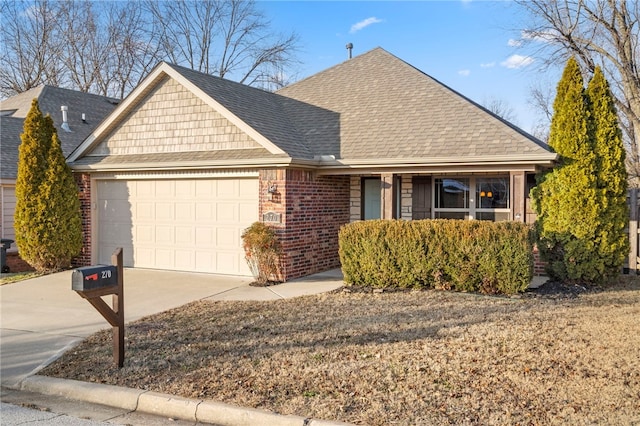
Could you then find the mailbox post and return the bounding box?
[72,248,124,368]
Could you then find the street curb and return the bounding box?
[20,375,142,411]
[20,375,352,426]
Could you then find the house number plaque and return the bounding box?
[262,211,281,223]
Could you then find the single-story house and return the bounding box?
[68,47,557,280]
[0,86,119,252]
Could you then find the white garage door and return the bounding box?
[97,178,258,275]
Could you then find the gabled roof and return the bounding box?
[0,86,119,179]
[277,47,555,167]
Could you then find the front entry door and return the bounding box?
[412,177,431,220]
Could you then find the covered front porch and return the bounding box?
[344,170,538,224]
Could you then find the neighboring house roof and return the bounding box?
[0,86,119,179]
[0,117,24,180]
[69,47,556,172]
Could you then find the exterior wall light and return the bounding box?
[266,182,278,201]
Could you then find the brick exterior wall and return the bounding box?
[260,169,350,281]
[72,173,92,267]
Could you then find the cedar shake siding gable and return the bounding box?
[88,76,263,157]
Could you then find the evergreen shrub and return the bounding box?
[14,100,83,272]
[532,59,628,285]
[339,219,533,295]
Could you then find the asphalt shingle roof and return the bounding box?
[1,86,119,179]
[276,47,551,161]
[0,117,25,179]
[68,48,553,169]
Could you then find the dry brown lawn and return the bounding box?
[42,277,640,425]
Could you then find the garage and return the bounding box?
[96,177,258,276]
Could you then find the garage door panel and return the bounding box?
[175,203,193,221]
[216,228,238,249]
[216,179,237,197]
[239,203,258,222]
[195,227,214,245]
[217,203,238,222]
[175,180,194,198]
[135,181,153,198]
[155,180,174,197]
[99,222,133,244]
[175,249,195,269]
[135,225,154,244]
[195,180,214,196]
[100,199,130,215]
[155,226,173,244]
[216,252,241,274]
[155,203,174,221]
[98,181,129,199]
[98,178,257,275]
[155,249,173,268]
[135,247,154,267]
[175,226,194,245]
[195,203,215,222]
[135,202,154,220]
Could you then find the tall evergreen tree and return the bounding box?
[14,100,82,272]
[586,66,629,279]
[531,57,601,283]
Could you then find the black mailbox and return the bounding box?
[72,265,118,291]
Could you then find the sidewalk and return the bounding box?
[0,268,349,425]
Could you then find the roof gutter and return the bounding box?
[293,152,556,169]
[69,157,294,173]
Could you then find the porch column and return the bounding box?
[381,173,397,219]
[510,171,525,222]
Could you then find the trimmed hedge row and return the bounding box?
[338,219,534,295]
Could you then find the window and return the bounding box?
[434,178,469,219]
[361,176,401,220]
[433,176,510,221]
[362,178,381,220]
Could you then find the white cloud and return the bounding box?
[350,17,383,34]
[507,39,522,47]
[501,54,534,69]
[480,62,495,68]
[458,69,471,77]
[521,29,558,43]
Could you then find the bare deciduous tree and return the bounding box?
[99,1,163,99]
[146,0,299,90]
[0,0,299,99]
[0,0,64,97]
[57,0,107,93]
[515,0,640,182]
[481,96,519,124]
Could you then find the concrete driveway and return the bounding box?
[0,268,344,388]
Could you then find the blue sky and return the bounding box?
[260,0,557,134]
